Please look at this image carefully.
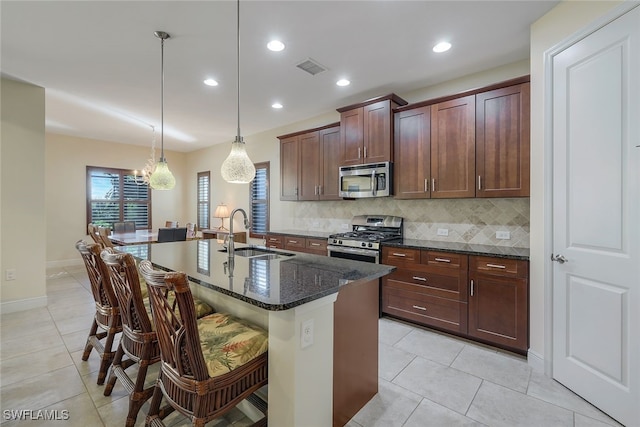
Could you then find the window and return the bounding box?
[87,166,151,230]
[197,171,210,230]
[197,240,210,276]
[249,162,269,238]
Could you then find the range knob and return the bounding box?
[361,242,366,247]
[332,239,337,244]
[368,243,373,248]
[338,240,343,244]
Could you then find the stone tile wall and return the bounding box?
[290,198,530,248]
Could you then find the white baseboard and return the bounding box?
[46,259,83,269]
[527,349,545,373]
[0,295,48,314]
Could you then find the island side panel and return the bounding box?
[333,279,380,427]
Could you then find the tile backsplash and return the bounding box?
[289,198,530,248]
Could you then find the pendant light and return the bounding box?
[220,0,256,184]
[149,30,176,190]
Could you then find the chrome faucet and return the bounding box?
[228,208,250,255]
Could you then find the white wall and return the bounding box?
[1,77,47,312]
[45,133,187,265]
[529,0,623,365]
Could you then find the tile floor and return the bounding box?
[0,266,623,427]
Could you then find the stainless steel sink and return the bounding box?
[219,247,295,259]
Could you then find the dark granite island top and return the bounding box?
[120,239,394,310]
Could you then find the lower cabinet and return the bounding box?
[468,256,529,352]
[265,233,328,256]
[382,247,529,353]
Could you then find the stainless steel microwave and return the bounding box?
[339,161,392,198]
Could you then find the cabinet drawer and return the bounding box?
[266,235,284,249]
[306,238,328,254]
[382,282,467,334]
[422,251,466,269]
[387,270,468,302]
[284,237,306,251]
[470,256,528,279]
[382,247,420,265]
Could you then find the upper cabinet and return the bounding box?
[338,94,407,166]
[431,95,476,198]
[279,123,342,201]
[394,77,530,200]
[476,83,530,197]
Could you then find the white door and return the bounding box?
[551,6,639,426]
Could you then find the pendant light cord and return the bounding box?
[160,35,165,161]
[236,0,241,141]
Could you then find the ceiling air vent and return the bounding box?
[296,58,328,76]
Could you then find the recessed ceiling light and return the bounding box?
[433,41,452,53]
[272,103,283,109]
[204,78,218,86]
[267,40,285,52]
[336,79,350,87]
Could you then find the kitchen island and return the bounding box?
[118,240,395,427]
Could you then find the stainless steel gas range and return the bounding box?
[327,215,403,263]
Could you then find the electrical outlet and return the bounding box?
[496,231,511,240]
[301,319,314,349]
[437,228,449,236]
[5,269,16,281]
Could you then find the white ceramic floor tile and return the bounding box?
[0,344,74,387]
[393,357,482,414]
[379,317,413,346]
[0,393,103,427]
[0,326,64,360]
[403,398,487,427]
[378,342,415,382]
[467,380,574,427]
[574,412,625,427]
[394,328,465,366]
[527,371,622,426]
[0,365,86,412]
[451,344,531,393]
[351,379,422,427]
[61,329,92,354]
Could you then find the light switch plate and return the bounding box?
[437,228,449,236]
[496,231,511,240]
[301,319,314,349]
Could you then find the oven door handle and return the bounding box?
[327,245,379,261]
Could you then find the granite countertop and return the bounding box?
[268,229,334,239]
[383,239,530,260]
[120,240,394,311]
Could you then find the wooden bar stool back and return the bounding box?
[100,248,160,427]
[75,240,122,385]
[139,261,268,427]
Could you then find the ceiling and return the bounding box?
[1,0,558,153]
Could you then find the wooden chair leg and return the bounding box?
[82,319,99,361]
[145,380,165,427]
[104,343,124,396]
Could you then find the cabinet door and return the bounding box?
[319,126,341,200]
[468,256,529,352]
[298,131,320,200]
[340,107,364,166]
[476,83,530,197]
[280,136,299,200]
[431,95,476,198]
[394,106,431,199]
[363,100,393,163]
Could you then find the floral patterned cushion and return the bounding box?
[142,294,214,330]
[197,313,268,378]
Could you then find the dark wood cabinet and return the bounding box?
[279,124,341,201]
[430,95,476,198]
[476,83,530,197]
[394,106,431,199]
[265,233,327,256]
[280,135,299,200]
[382,246,529,354]
[338,94,407,166]
[468,256,529,353]
[381,247,469,334]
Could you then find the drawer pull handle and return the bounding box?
[435,258,451,263]
[289,240,298,244]
[412,305,427,311]
[269,238,278,241]
[471,279,474,296]
[412,276,427,282]
[392,253,407,257]
[310,243,321,246]
[486,263,506,269]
